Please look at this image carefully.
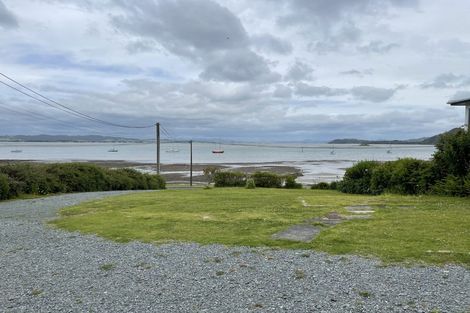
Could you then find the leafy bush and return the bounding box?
[214,171,246,187]
[284,175,302,189]
[0,173,9,200]
[370,159,433,195]
[433,129,470,179]
[252,171,282,188]
[339,161,380,194]
[0,163,165,200]
[245,178,256,189]
[431,175,470,197]
[46,163,109,192]
[310,182,331,190]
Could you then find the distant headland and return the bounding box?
[329,128,461,145]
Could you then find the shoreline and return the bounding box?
[0,159,349,184]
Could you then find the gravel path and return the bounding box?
[1,192,469,313]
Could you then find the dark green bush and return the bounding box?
[431,175,470,197]
[339,161,380,194]
[284,175,302,189]
[252,171,282,188]
[388,159,434,195]
[370,159,433,195]
[310,182,330,190]
[145,173,166,190]
[0,173,9,200]
[214,171,246,187]
[0,162,165,200]
[433,129,470,179]
[46,163,109,192]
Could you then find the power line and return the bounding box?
[0,72,155,129]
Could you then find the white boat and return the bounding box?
[108,147,118,152]
[166,147,180,153]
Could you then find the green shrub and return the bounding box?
[339,161,380,194]
[433,129,470,179]
[46,163,109,192]
[0,163,165,200]
[310,182,330,190]
[0,173,9,200]
[284,175,302,189]
[431,175,470,197]
[370,159,433,195]
[252,171,282,188]
[214,171,246,187]
[387,159,433,195]
[146,174,166,190]
[245,178,256,189]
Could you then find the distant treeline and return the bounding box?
[0,163,165,200]
[315,129,470,197]
[329,127,461,145]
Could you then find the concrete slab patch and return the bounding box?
[271,224,321,243]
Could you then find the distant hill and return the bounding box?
[0,134,148,143]
[329,128,462,145]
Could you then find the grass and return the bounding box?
[50,188,470,266]
[99,263,115,271]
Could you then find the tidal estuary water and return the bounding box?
[0,142,436,183]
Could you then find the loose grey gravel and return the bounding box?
[0,191,469,313]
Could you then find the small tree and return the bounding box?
[433,129,470,179]
[203,166,220,185]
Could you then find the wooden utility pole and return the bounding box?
[189,140,193,186]
[156,122,160,174]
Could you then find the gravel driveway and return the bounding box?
[1,191,469,313]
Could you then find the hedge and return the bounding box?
[0,163,165,200]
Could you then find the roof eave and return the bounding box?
[448,98,470,106]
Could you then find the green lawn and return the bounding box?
[50,188,470,266]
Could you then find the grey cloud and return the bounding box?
[357,40,399,54]
[200,50,280,83]
[251,34,292,55]
[421,73,470,89]
[0,0,18,29]
[111,0,278,83]
[273,84,292,98]
[126,40,158,54]
[279,0,419,24]
[339,69,373,77]
[310,22,362,53]
[295,83,398,102]
[285,60,314,81]
[111,0,249,59]
[351,86,397,102]
[295,83,348,97]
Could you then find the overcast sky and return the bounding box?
[1,0,469,141]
